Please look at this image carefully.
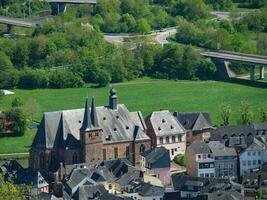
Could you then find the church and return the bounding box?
[29,89,151,173]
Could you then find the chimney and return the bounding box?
[109,88,117,110]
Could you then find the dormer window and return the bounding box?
[114,128,117,131]
[158,127,161,131]
[162,119,166,123]
[126,126,129,130]
[116,116,119,119]
[170,125,174,129]
[78,120,81,123]
[103,117,106,120]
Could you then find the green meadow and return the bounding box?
[0,78,266,155]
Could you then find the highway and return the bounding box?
[201,51,267,65]
[0,16,36,28]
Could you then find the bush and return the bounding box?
[49,70,84,88]
[173,154,187,166]
[18,70,48,89]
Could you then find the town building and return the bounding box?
[186,142,215,178]
[207,141,237,179]
[240,137,267,176]
[29,89,151,175]
[173,112,213,145]
[145,110,186,160]
[140,146,171,185]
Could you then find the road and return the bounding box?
[103,27,177,46]
[211,11,255,20]
[41,0,97,4]
[0,16,36,28]
[201,51,267,65]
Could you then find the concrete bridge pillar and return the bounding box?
[250,65,255,81]
[260,65,265,80]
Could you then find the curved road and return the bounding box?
[103,27,177,45]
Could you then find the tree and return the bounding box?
[260,103,267,122]
[0,174,24,200]
[220,104,232,126]
[0,52,13,71]
[135,18,151,33]
[239,101,253,125]
[195,59,216,80]
[4,108,27,136]
[11,97,23,108]
[257,34,267,55]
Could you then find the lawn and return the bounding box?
[0,78,266,154]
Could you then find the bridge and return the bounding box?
[201,51,267,81]
[0,16,36,28]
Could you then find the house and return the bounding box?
[207,141,237,179]
[173,112,213,145]
[242,163,267,200]
[253,122,267,136]
[210,125,256,143]
[145,110,186,160]
[186,142,215,178]
[171,173,243,200]
[239,137,267,176]
[29,89,151,175]
[140,146,171,185]
[122,180,165,200]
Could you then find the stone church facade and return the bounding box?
[29,89,151,173]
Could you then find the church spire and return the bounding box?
[91,96,98,127]
[80,96,91,131]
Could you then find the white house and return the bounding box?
[146,110,186,160]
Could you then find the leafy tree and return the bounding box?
[257,34,267,55]
[260,103,267,122]
[195,59,216,80]
[23,98,40,121]
[239,101,253,125]
[4,108,27,136]
[220,104,232,125]
[11,97,23,108]
[0,174,24,200]
[0,52,13,71]
[135,18,151,33]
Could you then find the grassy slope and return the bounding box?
[0,78,266,154]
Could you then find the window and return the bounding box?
[253,151,256,156]
[258,151,261,156]
[72,152,78,164]
[253,160,257,165]
[126,146,130,158]
[95,132,99,137]
[166,136,169,144]
[203,154,207,159]
[248,152,251,156]
[248,160,251,166]
[178,135,182,142]
[103,149,106,160]
[198,155,201,159]
[160,137,163,144]
[171,149,174,156]
[258,160,262,165]
[242,161,246,166]
[140,144,145,154]
[114,147,118,159]
[172,136,176,143]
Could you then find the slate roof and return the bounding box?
[149,110,185,137]
[189,142,211,154]
[253,122,267,131]
[208,190,244,200]
[174,112,212,131]
[74,184,107,200]
[32,102,149,149]
[141,146,170,168]
[208,141,237,157]
[210,125,256,141]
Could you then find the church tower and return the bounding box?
[80,96,103,164]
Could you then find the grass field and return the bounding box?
[0,78,266,154]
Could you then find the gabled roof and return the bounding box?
[174,112,212,131]
[141,146,170,168]
[189,142,211,154]
[208,141,237,157]
[32,104,149,149]
[148,110,185,137]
